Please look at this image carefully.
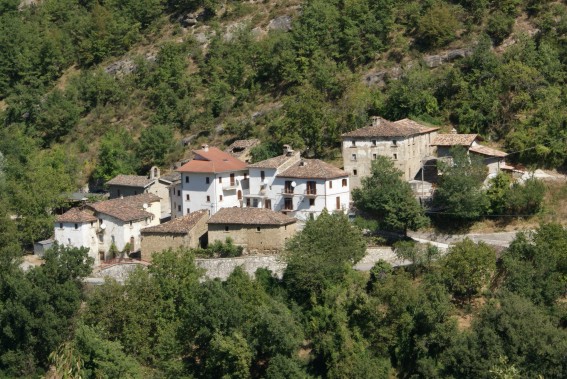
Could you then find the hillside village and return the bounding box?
[46,116,513,268]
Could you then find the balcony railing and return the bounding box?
[282,188,295,195]
[304,189,317,196]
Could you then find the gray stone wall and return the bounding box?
[208,223,296,254]
[196,255,286,280]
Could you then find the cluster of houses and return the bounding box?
[49,116,509,266]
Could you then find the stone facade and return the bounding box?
[342,117,439,188]
[140,211,209,261]
[208,223,296,254]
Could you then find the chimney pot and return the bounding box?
[371,116,381,126]
[201,144,209,152]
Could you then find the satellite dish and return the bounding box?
[263,178,269,185]
[143,203,148,209]
[100,223,106,230]
[291,181,297,188]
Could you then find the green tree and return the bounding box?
[353,156,428,234]
[283,210,366,303]
[433,147,489,221]
[92,128,137,184]
[416,3,461,48]
[441,238,496,301]
[136,123,177,172]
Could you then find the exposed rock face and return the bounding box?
[423,48,473,68]
[104,59,136,76]
[268,15,292,31]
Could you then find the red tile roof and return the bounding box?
[277,159,348,179]
[208,207,296,226]
[431,134,478,146]
[469,145,508,158]
[56,208,97,223]
[342,117,439,138]
[177,147,248,173]
[141,210,208,235]
[89,193,160,222]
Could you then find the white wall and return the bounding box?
[246,168,278,208]
[54,221,99,265]
[170,182,182,219]
[181,170,247,215]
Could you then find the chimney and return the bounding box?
[371,116,381,126]
[201,144,209,152]
[283,144,294,156]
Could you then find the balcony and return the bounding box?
[222,179,238,191]
[282,188,295,196]
[304,189,318,197]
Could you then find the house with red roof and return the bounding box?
[173,144,249,217]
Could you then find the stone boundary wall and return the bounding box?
[195,255,287,280]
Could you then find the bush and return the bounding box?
[416,3,461,48]
[487,11,515,44]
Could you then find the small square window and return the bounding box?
[260,171,265,181]
[393,153,398,160]
[74,223,78,230]
[329,181,333,189]
[225,225,229,232]
[185,176,189,183]
[177,190,181,196]
[351,154,357,161]
[206,177,210,184]
[219,195,223,201]
[351,140,356,146]
[256,226,261,232]
[187,208,190,214]
[392,140,397,146]
[178,205,181,212]
[186,194,190,201]
[219,177,222,183]
[372,140,377,146]
[59,223,63,229]
[206,196,211,202]
[309,198,315,206]
[353,169,358,176]
[373,153,377,160]
[342,178,347,187]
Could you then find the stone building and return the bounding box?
[176,145,249,217]
[106,167,174,218]
[207,207,297,254]
[431,133,508,175]
[341,117,439,188]
[140,210,209,261]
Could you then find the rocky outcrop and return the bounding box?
[268,15,292,31]
[423,48,473,68]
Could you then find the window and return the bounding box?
[353,169,358,176]
[230,173,235,186]
[206,195,211,202]
[309,198,315,206]
[329,181,333,189]
[351,140,356,147]
[129,221,133,228]
[246,198,251,207]
[186,194,190,201]
[336,196,341,210]
[187,208,190,214]
[219,177,222,183]
[260,171,265,181]
[342,178,347,187]
[351,153,357,161]
[185,176,189,183]
[256,226,261,232]
[74,223,78,230]
[59,223,63,229]
[177,190,181,196]
[205,177,210,184]
[265,199,271,209]
[372,139,377,146]
[91,221,94,227]
[306,181,316,195]
[253,199,258,207]
[219,195,223,201]
[284,197,293,210]
[225,225,229,232]
[284,180,294,194]
[373,153,377,160]
[243,173,248,180]
[178,205,181,212]
[99,218,103,225]
[393,153,398,160]
[392,140,397,146]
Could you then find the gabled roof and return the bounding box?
[208,207,296,226]
[141,210,208,235]
[177,146,248,174]
[277,159,348,180]
[89,193,160,222]
[469,145,508,158]
[248,154,294,169]
[159,172,181,184]
[342,117,439,138]
[56,208,97,223]
[431,134,478,146]
[106,175,154,188]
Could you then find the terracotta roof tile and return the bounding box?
[89,193,160,222]
[208,207,296,226]
[342,117,439,138]
[431,134,478,146]
[141,210,208,235]
[177,147,248,173]
[277,159,348,179]
[56,208,97,223]
[469,145,508,158]
[106,175,154,188]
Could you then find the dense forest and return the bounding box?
[1,0,567,377]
